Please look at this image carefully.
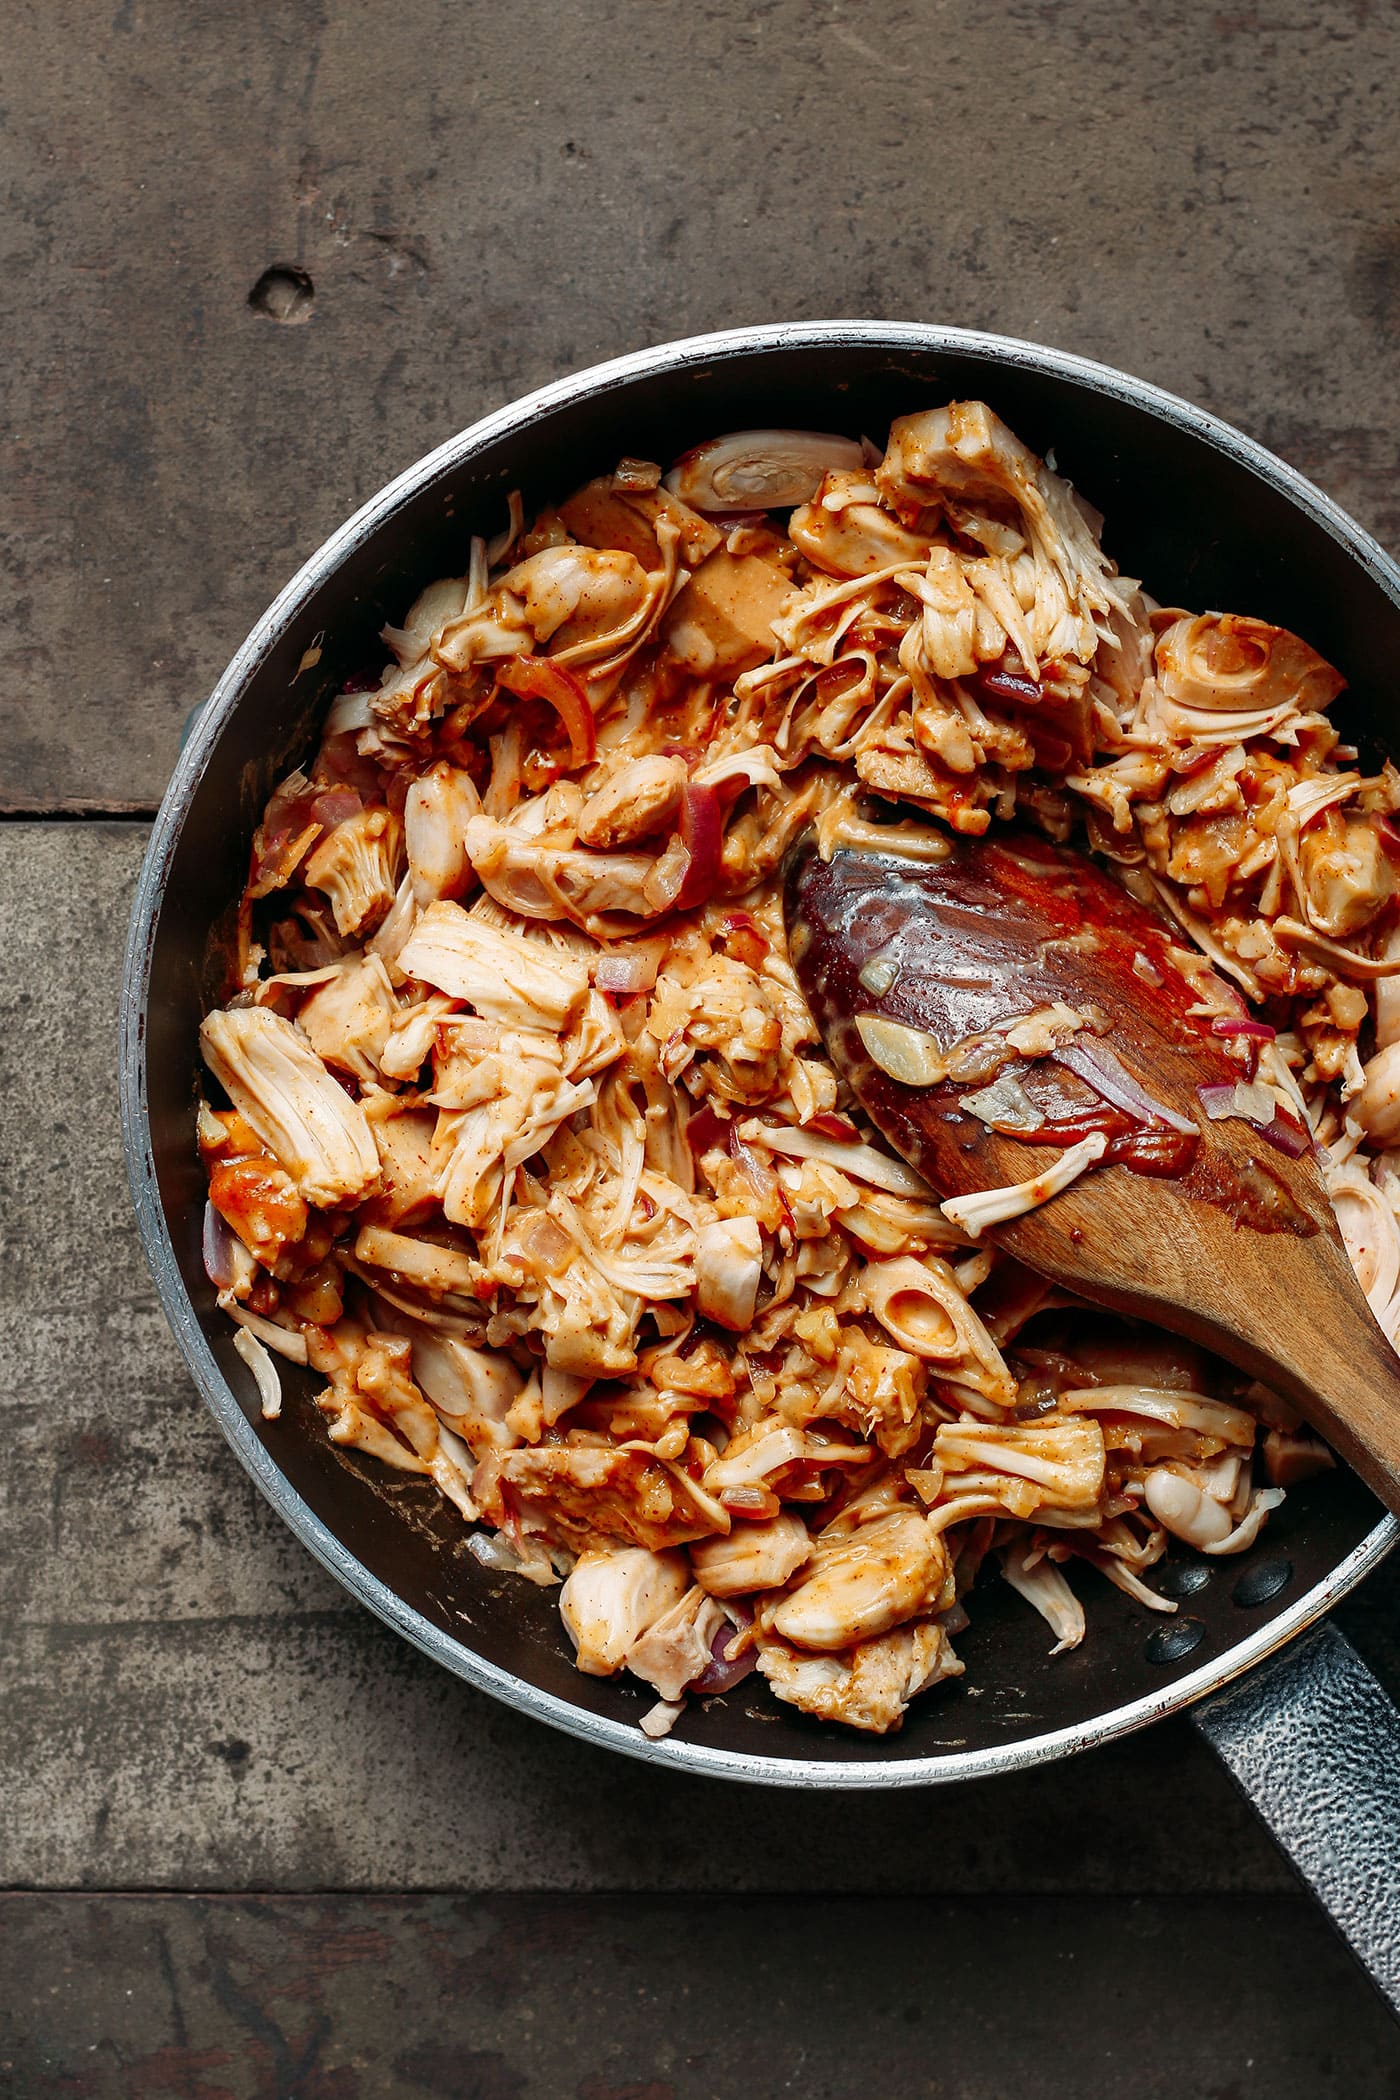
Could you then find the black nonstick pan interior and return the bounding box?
[125,324,1397,1779]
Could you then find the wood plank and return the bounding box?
[3,1893,1397,2095]
[5,820,1400,1896]
[4,1,1400,810]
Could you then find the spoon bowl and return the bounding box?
[786,825,1400,1515]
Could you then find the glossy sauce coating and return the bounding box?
[787,829,1319,1236]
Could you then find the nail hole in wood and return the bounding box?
[249,265,315,324]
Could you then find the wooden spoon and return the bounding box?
[785,824,1400,1514]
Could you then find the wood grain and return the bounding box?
[7,0,1400,2073]
[6,818,1400,1900]
[790,833,1400,1512]
[4,1893,1398,2098]
[3,0,1400,812]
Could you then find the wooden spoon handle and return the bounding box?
[1220,1242,1400,1516]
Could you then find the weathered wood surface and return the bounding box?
[4,0,1399,812]
[6,1893,1400,2098]
[4,821,1400,1903]
[7,0,1400,2081]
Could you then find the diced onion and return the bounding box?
[1197,1080,1277,1124]
[468,1532,517,1571]
[594,945,664,994]
[1196,1082,1312,1157]
[977,664,1042,706]
[614,457,661,490]
[310,786,364,832]
[959,1071,1045,1134]
[859,956,899,996]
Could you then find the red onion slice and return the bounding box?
[803,1111,861,1141]
[674,782,723,910]
[315,731,385,797]
[249,774,325,893]
[497,655,598,768]
[594,938,667,994]
[1201,970,1249,1020]
[976,663,1042,706]
[1209,1016,1276,1041]
[684,1104,734,1156]
[691,1614,758,1695]
[1258,1109,1313,1157]
[203,1201,253,1291]
[309,786,364,832]
[1197,1084,1313,1156]
[1054,1040,1198,1136]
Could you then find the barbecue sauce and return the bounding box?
[786,827,1318,1236]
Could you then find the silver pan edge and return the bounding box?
[120,318,1400,1788]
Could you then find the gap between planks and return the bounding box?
[0,806,157,822]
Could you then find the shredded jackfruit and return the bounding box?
[198,399,1388,1740]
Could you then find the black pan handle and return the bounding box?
[1193,1621,1400,2012]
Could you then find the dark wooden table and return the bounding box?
[5,3,1400,2091]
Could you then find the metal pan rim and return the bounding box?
[120,319,1400,1785]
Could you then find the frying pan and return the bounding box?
[120,322,1400,2008]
